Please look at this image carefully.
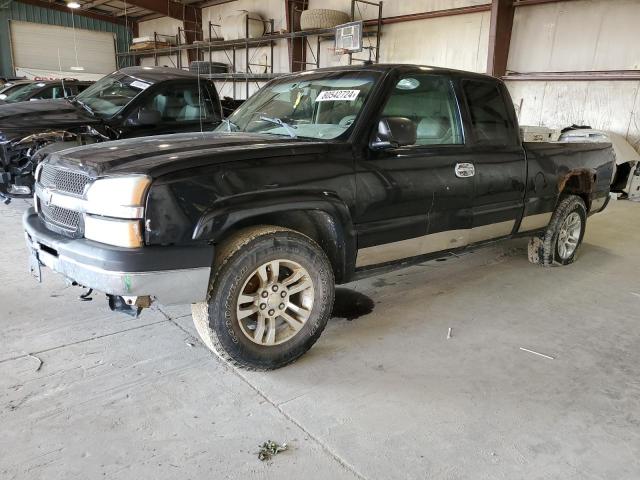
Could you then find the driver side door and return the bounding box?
[354,73,474,268]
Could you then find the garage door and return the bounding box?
[10,21,116,75]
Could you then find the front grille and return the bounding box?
[37,162,92,238]
[40,163,91,197]
[39,200,83,236]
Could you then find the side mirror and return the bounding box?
[370,117,417,150]
[127,108,161,126]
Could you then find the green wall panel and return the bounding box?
[0,0,133,77]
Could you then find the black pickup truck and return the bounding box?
[23,64,614,370]
[0,66,223,200]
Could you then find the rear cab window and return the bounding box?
[462,80,517,146]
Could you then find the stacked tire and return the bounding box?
[300,9,350,30]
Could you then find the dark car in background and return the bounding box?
[0,80,34,97]
[0,66,224,200]
[0,77,26,88]
[0,79,93,104]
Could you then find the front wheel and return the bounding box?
[192,226,334,370]
[528,195,587,266]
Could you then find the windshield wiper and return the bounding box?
[221,118,239,132]
[73,98,94,116]
[259,116,297,139]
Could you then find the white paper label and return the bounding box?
[130,80,151,90]
[315,89,360,102]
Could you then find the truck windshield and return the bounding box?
[74,73,149,118]
[217,71,381,140]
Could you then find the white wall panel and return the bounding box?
[508,0,640,73]
[379,12,489,72]
[308,11,490,72]
[507,80,640,152]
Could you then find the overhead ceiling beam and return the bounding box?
[81,0,112,9]
[123,0,201,27]
[196,0,237,7]
[513,0,581,6]
[363,4,491,26]
[15,0,131,26]
[115,7,147,16]
[487,0,515,77]
[136,12,165,22]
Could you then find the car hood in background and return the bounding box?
[0,99,100,134]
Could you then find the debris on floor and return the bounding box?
[519,347,555,360]
[447,327,452,339]
[257,440,288,461]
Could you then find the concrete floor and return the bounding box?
[1,199,639,480]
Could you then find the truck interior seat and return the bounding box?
[152,94,167,116]
[178,90,202,121]
[163,94,185,120]
[416,117,452,144]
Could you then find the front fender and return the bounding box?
[192,189,357,282]
[193,189,351,240]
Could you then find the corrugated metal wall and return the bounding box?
[0,0,133,77]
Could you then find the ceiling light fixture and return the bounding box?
[67,2,81,8]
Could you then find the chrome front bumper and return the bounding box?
[23,208,212,305]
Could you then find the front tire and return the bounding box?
[528,195,587,266]
[192,226,334,370]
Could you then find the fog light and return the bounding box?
[8,185,31,195]
[84,215,143,248]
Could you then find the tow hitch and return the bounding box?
[107,295,152,317]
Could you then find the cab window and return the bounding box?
[381,75,463,146]
[462,80,516,145]
[142,83,219,123]
[35,85,72,100]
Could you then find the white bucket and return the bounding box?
[221,10,265,40]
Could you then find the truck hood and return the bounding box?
[48,132,332,177]
[0,99,99,135]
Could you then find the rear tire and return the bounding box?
[527,195,587,266]
[192,226,334,370]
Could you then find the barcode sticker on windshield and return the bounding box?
[315,90,360,102]
[130,80,151,90]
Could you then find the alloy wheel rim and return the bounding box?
[557,211,582,259]
[236,259,314,346]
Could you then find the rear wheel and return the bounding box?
[192,226,334,370]
[528,195,587,266]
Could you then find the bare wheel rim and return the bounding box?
[236,259,315,346]
[557,211,582,259]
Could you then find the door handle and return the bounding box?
[455,163,475,178]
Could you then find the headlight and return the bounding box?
[85,175,151,219]
[84,175,151,248]
[87,175,151,209]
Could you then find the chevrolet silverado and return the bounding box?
[23,65,615,370]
